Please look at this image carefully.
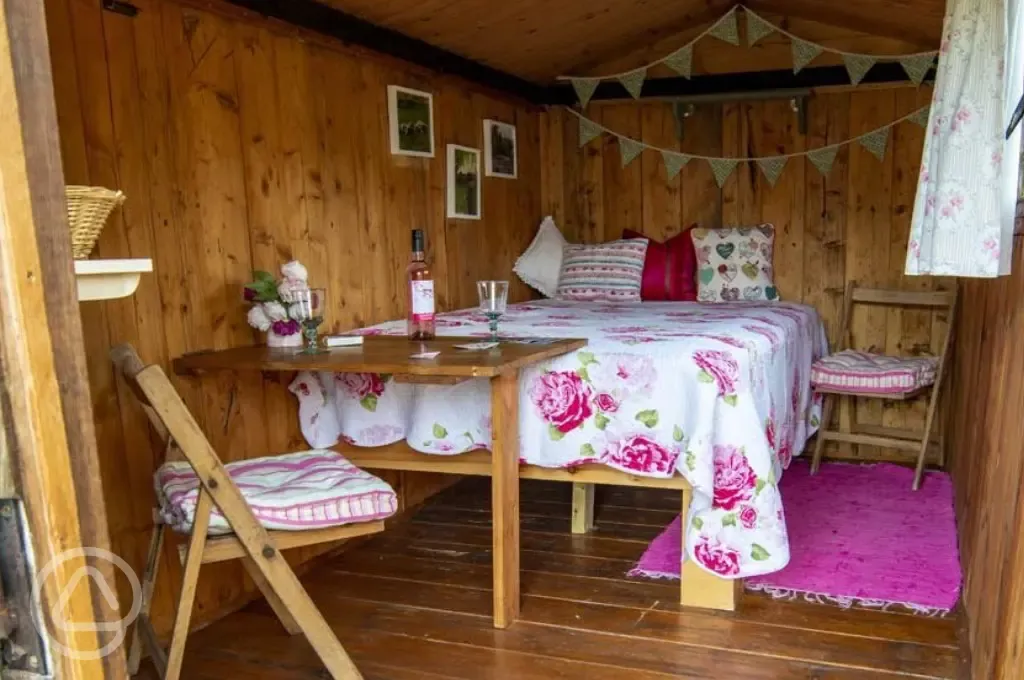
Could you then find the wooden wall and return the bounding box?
[46,0,540,636]
[540,87,952,463]
[947,235,1024,680]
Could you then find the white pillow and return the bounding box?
[514,216,567,298]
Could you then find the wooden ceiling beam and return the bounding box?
[223,0,549,103]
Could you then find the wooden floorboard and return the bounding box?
[135,478,959,679]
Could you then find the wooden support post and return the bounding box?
[678,485,740,611]
[571,482,595,534]
[490,370,520,629]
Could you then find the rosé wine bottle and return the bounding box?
[407,229,436,340]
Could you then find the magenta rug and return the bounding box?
[629,461,961,615]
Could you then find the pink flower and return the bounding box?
[338,373,386,399]
[693,350,739,398]
[434,441,455,452]
[765,418,776,453]
[594,393,619,413]
[295,381,311,397]
[739,506,758,529]
[592,354,657,396]
[712,445,757,510]
[357,424,403,446]
[694,537,741,576]
[604,434,678,475]
[271,319,300,336]
[529,371,593,433]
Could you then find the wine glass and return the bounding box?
[291,288,327,354]
[477,280,509,342]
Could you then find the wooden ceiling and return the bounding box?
[319,0,946,83]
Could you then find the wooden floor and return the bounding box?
[136,478,962,679]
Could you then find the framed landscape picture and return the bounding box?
[484,119,517,178]
[387,85,434,157]
[446,144,481,220]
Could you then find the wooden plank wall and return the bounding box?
[947,235,1024,680]
[540,87,952,463]
[45,0,540,637]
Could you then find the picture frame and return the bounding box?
[446,144,481,220]
[483,119,517,178]
[387,85,434,157]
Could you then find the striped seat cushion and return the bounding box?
[555,238,648,302]
[155,450,398,535]
[811,350,939,395]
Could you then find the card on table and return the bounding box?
[454,342,499,351]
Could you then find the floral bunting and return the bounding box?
[707,7,740,46]
[908,107,930,128]
[843,54,877,86]
[619,138,645,167]
[663,45,693,78]
[662,151,692,179]
[709,158,739,187]
[744,9,775,47]
[899,54,935,86]
[571,78,600,108]
[757,157,787,186]
[791,38,823,74]
[807,146,840,176]
[858,128,890,161]
[578,117,603,147]
[618,69,646,99]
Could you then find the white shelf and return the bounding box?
[75,258,153,302]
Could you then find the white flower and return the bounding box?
[288,302,306,320]
[263,300,287,322]
[281,260,308,282]
[247,305,271,332]
[277,278,308,302]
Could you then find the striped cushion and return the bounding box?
[811,350,939,395]
[155,450,398,535]
[556,239,648,302]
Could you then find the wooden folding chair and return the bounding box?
[111,344,391,680]
[810,283,957,490]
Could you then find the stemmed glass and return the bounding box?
[291,288,327,354]
[477,280,509,342]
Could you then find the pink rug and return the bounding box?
[629,461,962,614]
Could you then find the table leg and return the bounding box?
[490,370,520,628]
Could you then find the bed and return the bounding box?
[290,299,827,585]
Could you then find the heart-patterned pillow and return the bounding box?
[690,225,780,303]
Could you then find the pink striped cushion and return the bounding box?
[155,450,397,535]
[556,239,648,302]
[811,350,938,395]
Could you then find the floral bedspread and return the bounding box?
[289,300,827,579]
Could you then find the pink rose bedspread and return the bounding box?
[289,300,827,579]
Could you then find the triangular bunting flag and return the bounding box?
[571,78,600,108]
[807,146,839,176]
[619,138,645,167]
[858,128,890,161]
[662,151,691,180]
[899,54,935,86]
[578,117,603,147]
[744,9,775,47]
[663,45,693,78]
[791,39,823,74]
[842,54,877,86]
[757,157,787,187]
[618,69,646,99]
[707,7,740,46]
[709,158,739,188]
[908,107,930,128]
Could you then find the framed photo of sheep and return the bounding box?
[483,119,517,178]
[388,85,434,157]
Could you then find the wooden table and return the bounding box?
[174,335,587,629]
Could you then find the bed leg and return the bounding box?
[678,484,740,611]
[571,482,595,534]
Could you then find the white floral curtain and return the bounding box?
[906,0,1024,277]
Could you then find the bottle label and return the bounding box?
[411,280,435,321]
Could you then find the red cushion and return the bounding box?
[623,226,698,301]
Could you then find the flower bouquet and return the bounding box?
[244,260,309,348]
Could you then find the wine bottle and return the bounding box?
[407,229,436,340]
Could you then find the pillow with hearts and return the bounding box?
[691,225,779,303]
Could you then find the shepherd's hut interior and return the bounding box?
[1,0,1023,678]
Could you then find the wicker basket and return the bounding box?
[66,185,126,259]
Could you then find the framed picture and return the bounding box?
[484,119,517,178]
[387,85,434,157]
[446,144,481,220]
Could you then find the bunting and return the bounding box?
[571,78,599,108]
[619,138,645,166]
[618,69,646,99]
[744,9,776,47]
[662,151,692,180]
[757,157,788,186]
[858,128,890,161]
[807,146,840,176]
[578,117,603,147]
[909,107,930,128]
[663,45,693,78]
[899,54,935,86]
[707,6,740,45]
[709,159,739,187]
[791,39,822,74]
[843,54,877,86]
